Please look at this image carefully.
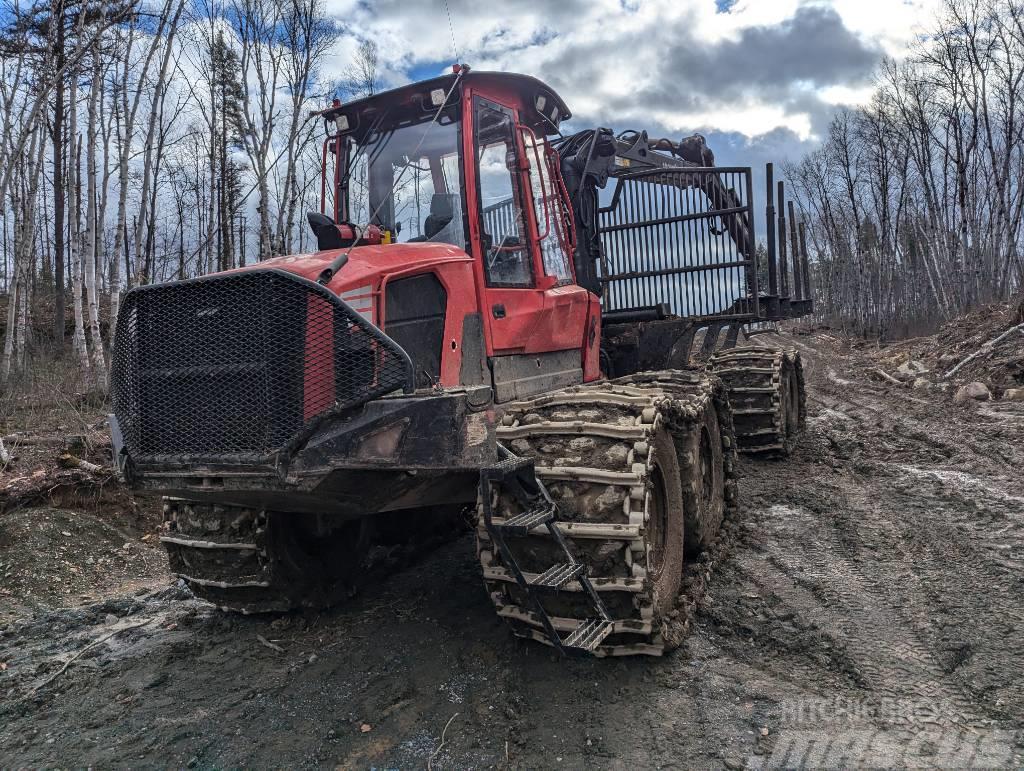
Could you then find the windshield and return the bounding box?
[343,117,465,250]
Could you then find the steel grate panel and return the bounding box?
[597,167,759,319]
[111,269,414,463]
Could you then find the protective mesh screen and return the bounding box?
[598,167,757,318]
[111,269,413,462]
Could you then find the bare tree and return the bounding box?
[275,0,336,254]
[342,39,379,99]
[790,0,1024,337]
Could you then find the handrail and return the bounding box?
[518,123,552,242]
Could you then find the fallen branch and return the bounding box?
[28,619,153,695]
[256,634,284,653]
[57,453,106,474]
[944,322,1024,379]
[428,712,460,771]
[1,434,70,446]
[874,368,904,386]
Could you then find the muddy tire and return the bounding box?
[708,346,806,455]
[477,370,737,656]
[161,500,371,614]
[680,398,726,557]
[641,428,686,616]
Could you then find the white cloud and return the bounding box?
[324,0,937,143]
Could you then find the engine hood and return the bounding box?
[257,242,473,299]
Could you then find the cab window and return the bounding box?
[522,130,573,283]
[474,97,533,287]
[343,109,465,249]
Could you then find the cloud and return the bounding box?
[322,0,939,158]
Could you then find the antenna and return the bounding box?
[444,0,461,65]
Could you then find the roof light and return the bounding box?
[536,95,547,112]
[334,114,349,133]
[430,88,446,106]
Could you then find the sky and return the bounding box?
[320,0,944,169]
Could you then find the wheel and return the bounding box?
[161,501,372,613]
[708,346,806,455]
[680,396,726,557]
[477,370,737,656]
[644,428,686,617]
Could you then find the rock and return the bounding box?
[912,377,931,390]
[954,382,991,403]
[1003,388,1024,402]
[895,360,928,380]
[509,439,531,455]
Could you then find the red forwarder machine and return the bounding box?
[110,68,813,657]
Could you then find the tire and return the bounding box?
[708,346,806,455]
[477,370,737,656]
[646,428,686,617]
[162,501,372,614]
[680,397,726,557]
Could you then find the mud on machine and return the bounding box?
[109,67,812,656]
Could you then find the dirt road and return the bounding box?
[2,330,1022,768]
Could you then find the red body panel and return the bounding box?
[238,72,604,395]
[261,244,477,388]
[459,83,592,361]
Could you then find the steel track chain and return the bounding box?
[477,370,739,656]
[709,346,806,455]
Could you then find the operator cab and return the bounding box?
[316,69,569,250]
[312,69,602,400]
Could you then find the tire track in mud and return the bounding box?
[755,500,982,727]
[710,333,1022,748]
[852,461,1024,719]
[798,340,1024,720]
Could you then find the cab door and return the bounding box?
[465,93,591,400]
[468,95,541,354]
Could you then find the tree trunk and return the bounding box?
[52,1,66,347]
[68,76,91,379]
[84,41,107,381]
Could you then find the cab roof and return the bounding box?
[321,70,572,137]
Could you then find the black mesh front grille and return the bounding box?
[111,269,414,463]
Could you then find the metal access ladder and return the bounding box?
[479,446,613,654]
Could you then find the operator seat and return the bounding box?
[408,193,459,243]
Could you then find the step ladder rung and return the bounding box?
[486,456,534,477]
[483,447,614,655]
[496,504,555,535]
[562,618,614,652]
[529,562,585,589]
